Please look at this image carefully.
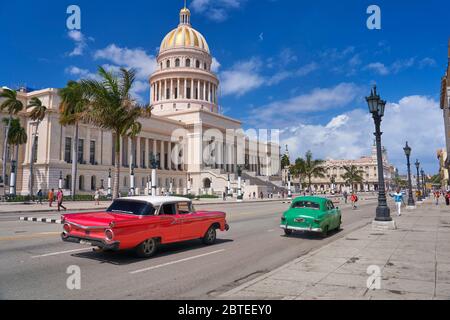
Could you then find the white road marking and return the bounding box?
[31,248,92,258]
[130,249,226,274]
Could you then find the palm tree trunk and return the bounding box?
[113,133,121,199]
[308,175,312,193]
[71,124,79,200]
[29,122,39,199]
[2,115,12,186]
[14,143,19,195]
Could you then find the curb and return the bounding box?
[20,217,62,224]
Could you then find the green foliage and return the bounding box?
[290,151,326,190]
[341,165,365,190]
[281,154,290,168]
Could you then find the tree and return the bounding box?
[2,118,27,164]
[290,151,326,192]
[81,67,151,199]
[59,81,89,199]
[27,97,47,198]
[1,89,24,185]
[341,165,365,192]
[281,154,290,168]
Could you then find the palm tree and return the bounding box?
[27,97,47,198]
[281,154,290,169]
[2,118,27,194]
[59,81,89,200]
[341,165,365,192]
[290,151,326,192]
[1,89,24,185]
[81,67,151,199]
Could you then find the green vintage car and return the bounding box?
[280,196,342,237]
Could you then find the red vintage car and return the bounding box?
[61,196,229,258]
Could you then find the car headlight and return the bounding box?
[105,229,114,241]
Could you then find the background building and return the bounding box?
[440,40,450,188]
[0,6,282,197]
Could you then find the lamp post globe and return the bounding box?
[366,85,392,223]
[414,159,422,201]
[403,142,415,208]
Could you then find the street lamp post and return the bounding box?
[107,169,112,198]
[130,166,135,196]
[9,160,16,197]
[187,174,191,195]
[287,172,292,199]
[421,168,426,198]
[415,159,422,202]
[403,142,415,208]
[59,171,63,190]
[237,166,243,202]
[227,173,231,197]
[366,85,395,229]
[150,154,159,196]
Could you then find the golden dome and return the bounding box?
[159,7,210,54]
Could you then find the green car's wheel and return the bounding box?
[284,229,293,236]
[336,217,342,231]
[135,238,158,258]
[202,226,217,245]
[321,226,329,238]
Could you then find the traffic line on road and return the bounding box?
[20,217,62,224]
[130,249,226,274]
[31,248,92,258]
[0,232,60,241]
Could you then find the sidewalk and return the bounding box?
[0,194,377,214]
[222,199,450,300]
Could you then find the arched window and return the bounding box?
[186,58,191,67]
[79,175,85,191]
[166,60,171,68]
[204,63,207,70]
[175,58,180,67]
[160,63,163,70]
[91,176,96,191]
[65,175,71,190]
[203,178,212,189]
[196,60,200,68]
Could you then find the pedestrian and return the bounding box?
[48,188,54,207]
[253,192,256,199]
[94,189,100,205]
[222,191,226,201]
[350,192,358,210]
[260,192,264,200]
[37,189,43,205]
[57,189,67,211]
[445,191,450,206]
[435,191,440,205]
[389,188,405,217]
[343,190,348,204]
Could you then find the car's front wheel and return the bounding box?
[336,217,342,231]
[321,226,329,238]
[202,226,217,245]
[135,238,158,258]
[284,229,293,236]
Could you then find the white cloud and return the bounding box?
[211,57,221,72]
[220,57,265,96]
[364,58,416,76]
[67,30,92,57]
[191,0,246,22]
[248,83,363,126]
[65,66,99,80]
[94,44,157,80]
[281,95,444,173]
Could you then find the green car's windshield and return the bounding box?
[291,201,320,210]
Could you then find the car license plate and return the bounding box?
[295,218,305,223]
[79,240,92,246]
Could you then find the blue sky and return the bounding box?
[1,0,448,174]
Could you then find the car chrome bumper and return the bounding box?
[225,224,230,231]
[61,233,120,251]
[280,225,322,232]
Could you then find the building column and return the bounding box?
[160,140,165,170]
[136,136,141,168]
[144,138,149,168]
[168,141,172,171]
[177,78,180,99]
[203,81,206,101]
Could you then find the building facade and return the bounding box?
[0,6,282,197]
[288,144,396,193]
[440,40,450,188]
[437,148,449,188]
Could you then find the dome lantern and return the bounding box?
[180,1,191,26]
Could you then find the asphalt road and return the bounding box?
[0,199,380,299]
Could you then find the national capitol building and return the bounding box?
[0,5,283,197]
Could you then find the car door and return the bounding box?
[177,201,204,240]
[158,203,182,243]
[327,201,338,229]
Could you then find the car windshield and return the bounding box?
[106,200,156,216]
[291,201,321,210]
